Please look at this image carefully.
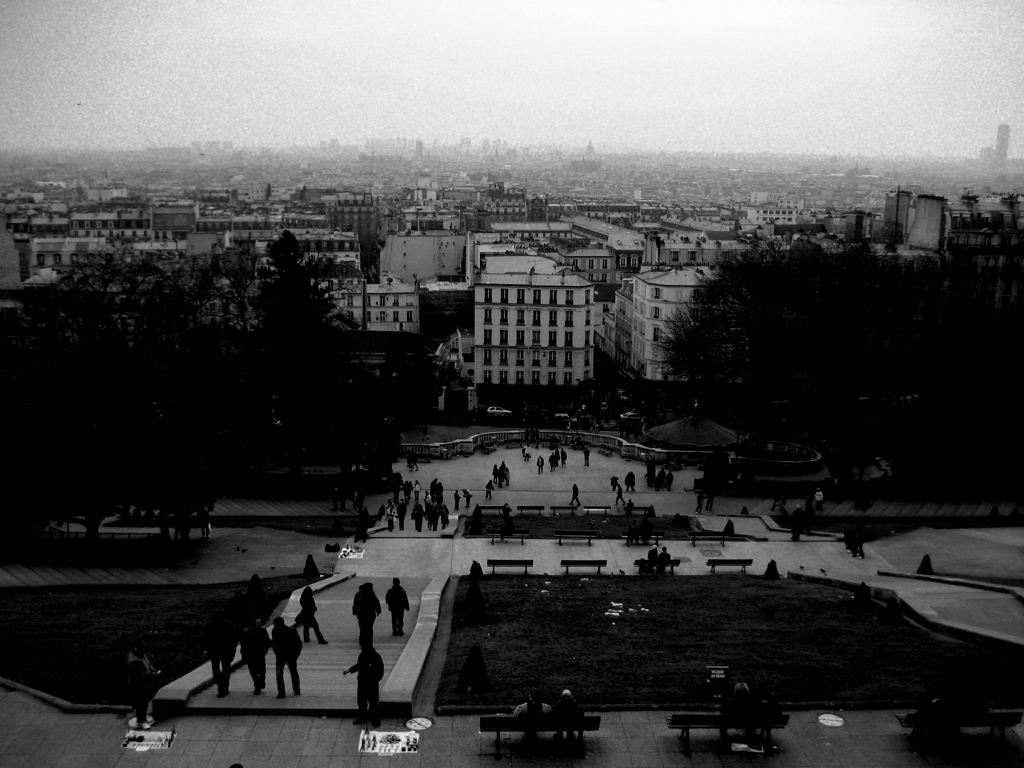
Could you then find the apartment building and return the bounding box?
[366,276,420,333]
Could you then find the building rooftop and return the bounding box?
[476,272,592,288]
[634,267,708,287]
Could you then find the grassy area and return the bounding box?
[462,514,695,539]
[438,575,1024,709]
[0,574,318,705]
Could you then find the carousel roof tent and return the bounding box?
[642,414,740,449]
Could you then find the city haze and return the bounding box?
[1,0,1022,157]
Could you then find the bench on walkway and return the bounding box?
[622,531,660,546]
[666,712,789,756]
[479,715,602,758]
[706,558,753,574]
[896,709,1022,741]
[550,505,581,516]
[477,505,507,513]
[517,505,545,516]
[482,441,498,454]
[487,528,530,545]
[630,505,654,516]
[561,559,608,574]
[688,531,728,547]
[598,446,613,456]
[486,559,533,574]
[634,558,681,574]
[555,529,595,545]
[581,505,610,516]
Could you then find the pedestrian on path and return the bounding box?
[695,492,704,513]
[814,487,824,512]
[385,503,397,532]
[615,482,624,506]
[295,586,328,644]
[666,471,674,491]
[353,582,382,648]
[706,488,716,511]
[386,578,410,636]
[560,448,567,466]
[454,490,460,511]
[397,500,407,531]
[345,643,384,727]
[485,480,494,499]
[583,447,590,466]
[127,640,159,730]
[537,455,545,474]
[463,489,473,509]
[413,481,420,502]
[570,484,580,506]
[240,618,271,695]
[271,616,301,698]
[202,611,239,698]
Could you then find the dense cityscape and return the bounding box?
[2,1,1024,766]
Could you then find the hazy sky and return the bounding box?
[1,0,1022,157]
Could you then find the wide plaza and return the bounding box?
[2,437,1023,768]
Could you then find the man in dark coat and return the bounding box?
[240,618,271,694]
[385,577,410,636]
[127,640,159,729]
[202,611,239,697]
[271,616,302,698]
[352,582,382,648]
[344,643,385,726]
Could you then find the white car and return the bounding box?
[620,411,642,420]
[487,406,513,417]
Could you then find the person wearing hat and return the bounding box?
[127,640,159,730]
[552,689,585,744]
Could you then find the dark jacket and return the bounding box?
[296,587,317,625]
[386,585,410,614]
[202,617,239,656]
[352,584,382,622]
[271,623,302,660]
[347,647,384,683]
[240,625,271,662]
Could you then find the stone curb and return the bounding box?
[0,676,131,714]
[876,570,1024,606]
[435,701,923,715]
[152,572,352,719]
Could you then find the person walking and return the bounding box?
[706,488,716,511]
[814,487,824,512]
[615,482,624,506]
[385,503,397,532]
[295,586,328,644]
[240,618,271,695]
[202,611,239,698]
[344,643,385,727]
[695,491,705,513]
[271,616,302,698]
[352,582,382,648]
[485,480,494,499]
[537,455,545,473]
[583,447,590,467]
[385,577,410,636]
[397,500,407,531]
[560,448,567,467]
[666,470,674,491]
[127,640,159,730]
[570,483,581,506]
[454,490,460,511]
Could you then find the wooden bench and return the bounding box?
[634,558,681,574]
[477,505,508,513]
[622,531,660,546]
[561,559,608,574]
[479,715,602,757]
[598,446,613,456]
[486,559,533,574]
[517,505,545,516]
[581,506,610,516]
[631,505,654,516]
[688,531,728,547]
[555,529,595,545]
[666,711,789,756]
[706,558,753,574]
[487,528,530,545]
[896,710,1022,740]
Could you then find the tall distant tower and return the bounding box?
[995,124,1010,166]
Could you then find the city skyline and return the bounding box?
[1,0,1022,158]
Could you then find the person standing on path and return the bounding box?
[413,480,420,502]
[695,491,705,514]
[454,490,460,511]
[537,455,544,473]
[202,611,239,698]
[295,586,328,644]
[127,640,159,730]
[397,500,407,531]
[560,448,567,467]
[463,489,473,509]
[240,618,271,695]
[385,578,410,636]
[666,471,674,491]
[271,616,302,698]
[344,643,385,727]
[706,488,716,511]
[583,447,590,466]
[352,582,382,648]
[570,483,581,506]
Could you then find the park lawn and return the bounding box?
[462,514,691,539]
[438,575,1024,709]
[0,573,317,706]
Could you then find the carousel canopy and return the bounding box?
[642,415,740,448]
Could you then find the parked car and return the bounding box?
[486,406,513,418]
[620,411,642,420]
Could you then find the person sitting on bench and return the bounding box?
[722,682,758,745]
[502,504,515,534]
[657,546,672,574]
[514,689,552,740]
[552,688,585,743]
[640,517,654,545]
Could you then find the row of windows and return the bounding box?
[571,259,610,270]
[72,220,149,229]
[375,311,415,322]
[483,308,591,326]
[481,349,591,366]
[482,330,591,346]
[482,288,591,305]
[373,296,415,307]
[482,370,591,385]
[72,230,145,237]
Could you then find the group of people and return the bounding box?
[492,462,511,488]
[513,689,587,745]
[536,448,568,474]
[624,518,657,546]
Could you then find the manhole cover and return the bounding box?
[818,714,844,727]
[700,549,722,558]
[405,717,432,730]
